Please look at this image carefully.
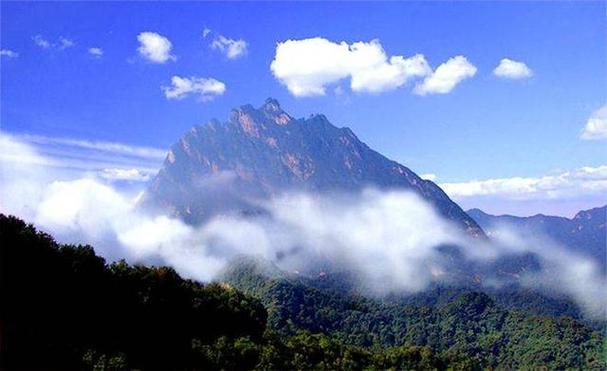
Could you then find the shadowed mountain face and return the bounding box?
[467,206,606,265]
[144,98,483,236]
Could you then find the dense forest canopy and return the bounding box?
[1,214,605,370]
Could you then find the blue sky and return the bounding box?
[1,1,606,216]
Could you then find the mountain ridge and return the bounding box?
[467,205,606,265]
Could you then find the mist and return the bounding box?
[1,133,605,319]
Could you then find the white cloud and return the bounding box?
[580,104,607,140]
[59,37,75,50]
[493,58,533,79]
[0,49,18,58]
[420,173,437,181]
[33,35,51,49]
[351,53,431,94]
[270,37,432,97]
[88,47,104,57]
[100,168,154,182]
[202,28,212,38]
[1,133,164,185]
[211,35,248,59]
[36,178,132,239]
[33,35,75,50]
[137,32,176,63]
[440,165,607,200]
[162,75,226,101]
[0,134,53,217]
[414,55,477,95]
[16,133,167,160]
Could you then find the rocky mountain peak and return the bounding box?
[228,98,293,129]
[262,97,282,113]
[261,98,293,125]
[144,99,484,237]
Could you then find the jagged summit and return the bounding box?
[262,97,282,112]
[226,97,293,128]
[144,99,484,236]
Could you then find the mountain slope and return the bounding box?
[467,206,606,264]
[144,98,483,236]
[220,258,605,369]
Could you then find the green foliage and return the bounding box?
[0,214,266,369]
[224,258,606,370]
[1,215,604,370]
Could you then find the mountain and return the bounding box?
[467,206,606,265]
[144,98,483,236]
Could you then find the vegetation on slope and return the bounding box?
[1,214,604,370]
[222,258,606,369]
[0,215,465,370]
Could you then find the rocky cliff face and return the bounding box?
[144,98,484,236]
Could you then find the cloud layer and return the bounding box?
[440,165,607,216]
[1,135,604,318]
[493,58,533,79]
[441,165,607,200]
[137,32,176,63]
[2,133,165,184]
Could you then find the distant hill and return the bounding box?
[143,98,483,236]
[467,206,606,265]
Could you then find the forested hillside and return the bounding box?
[0,215,477,370]
[222,259,606,370]
[1,214,604,370]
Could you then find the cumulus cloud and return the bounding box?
[211,35,248,59]
[33,35,75,50]
[162,75,226,101]
[2,135,604,318]
[414,55,477,95]
[0,134,53,218]
[36,178,132,239]
[0,49,18,58]
[88,47,104,58]
[580,104,607,140]
[59,37,75,50]
[33,35,51,49]
[270,37,432,97]
[493,58,533,79]
[137,32,176,63]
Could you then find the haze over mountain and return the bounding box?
[468,206,606,266]
[144,98,483,236]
